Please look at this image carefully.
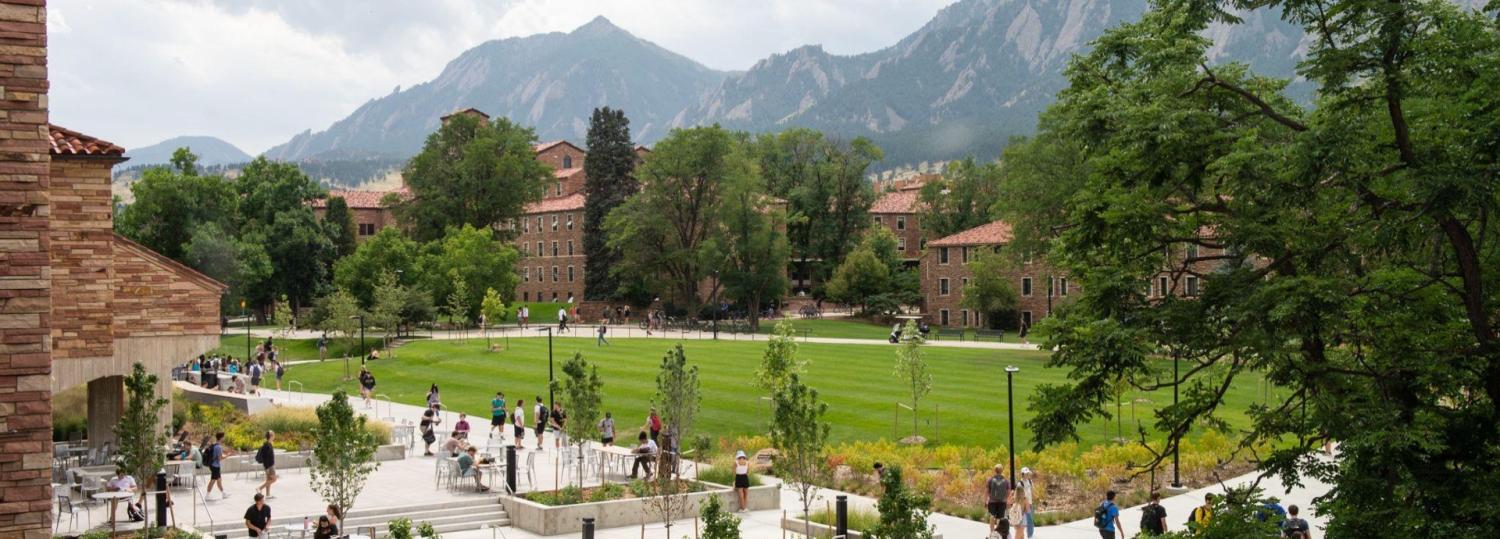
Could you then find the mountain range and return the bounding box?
[261,0,1324,171]
[125,135,252,168]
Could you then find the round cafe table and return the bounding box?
[282,523,310,539]
[92,491,135,532]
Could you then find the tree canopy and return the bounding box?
[583,107,639,301]
[395,113,549,242]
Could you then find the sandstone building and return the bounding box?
[920,220,1073,329]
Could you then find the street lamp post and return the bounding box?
[348,315,365,381]
[1171,349,1182,488]
[1005,365,1020,485]
[241,299,250,361]
[712,270,721,341]
[537,327,555,409]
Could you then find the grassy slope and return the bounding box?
[751,318,1029,343]
[280,337,1272,448]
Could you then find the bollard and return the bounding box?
[582,517,596,539]
[155,470,169,526]
[506,445,518,494]
[835,495,848,537]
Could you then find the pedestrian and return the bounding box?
[426,384,441,408]
[243,493,272,538]
[205,432,230,500]
[1140,491,1168,536]
[358,368,376,409]
[624,305,632,325]
[271,359,285,391]
[1281,504,1311,539]
[558,306,569,332]
[550,402,567,448]
[254,431,277,499]
[734,450,751,512]
[533,397,549,450]
[596,323,609,346]
[646,408,662,444]
[512,398,527,446]
[1094,490,1124,539]
[1012,467,1034,539]
[986,464,1011,538]
[519,305,529,328]
[598,411,615,446]
[317,333,327,361]
[1188,493,1214,530]
[490,391,507,439]
[420,403,442,456]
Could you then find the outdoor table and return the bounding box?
[348,534,370,539]
[596,445,639,478]
[282,523,310,539]
[166,459,195,487]
[393,424,415,448]
[92,490,135,532]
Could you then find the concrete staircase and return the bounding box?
[196,497,509,539]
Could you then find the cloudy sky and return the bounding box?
[48,0,956,155]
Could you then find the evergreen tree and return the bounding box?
[323,196,358,259]
[582,107,638,301]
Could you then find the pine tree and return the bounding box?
[582,107,637,301]
[323,196,358,259]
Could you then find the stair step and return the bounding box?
[200,497,506,535]
[208,518,510,539]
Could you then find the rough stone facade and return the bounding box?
[513,195,586,303]
[0,2,52,536]
[311,189,403,243]
[919,221,1075,329]
[534,141,587,198]
[870,187,926,263]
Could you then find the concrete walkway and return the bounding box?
[243,323,1042,352]
[142,387,1329,539]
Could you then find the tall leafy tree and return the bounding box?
[115,150,237,261]
[918,157,1003,239]
[416,224,520,319]
[395,113,549,242]
[752,130,881,289]
[714,162,790,330]
[582,107,639,301]
[233,157,334,311]
[322,196,359,259]
[309,390,380,518]
[1017,2,1500,536]
[332,227,422,307]
[369,271,406,347]
[961,249,1019,329]
[605,126,748,309]
[823,246,891,314]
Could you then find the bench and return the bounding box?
[975,329,1005,341]
[934,328,965,341]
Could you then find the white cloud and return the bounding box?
[49,0,955,155]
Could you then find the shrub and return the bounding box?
[807,508,882,532]
[700,495,742,539]
[387,517,412,539]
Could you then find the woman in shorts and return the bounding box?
[512,399,526,445]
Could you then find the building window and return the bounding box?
[962,310,969,327]
[940,309,950,326]
[537,267,543,282]
[939,247,950,264]
[552,266,559,282]
[551,215,558,231]
[962,247,970,264]
[1022,277,1033,297]
[1186,276,1200,297]
[1187,244,1199,260]
[1060,277,1070,296]
[563,155,573,169]
[919,238,927,251]
[874,216,882,227]
[567,240,574,256]
[1158,276,1169,297]
[1022,311,1033,328]
[536,242,544,256]
[567,266,575,282]
[357,223,376,236]
[962,277,969,289]
[898,238,906,252]
[551,241,559,257]
[523,291,529,301]
[523,267,530,282]
[940,278,950,296]
[523,219,530,233]
[566,214,574,229]
[896,216,906,230]
[551,292,558,301]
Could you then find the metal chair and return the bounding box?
[444,459,463,492]
[434,454,452,489]
[75,471,102,504]
[55,493,90,531]
[521,451,536,489]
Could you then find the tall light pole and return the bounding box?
[712,270,721,340]
[1171,348,1182,488]
[1005,365,1020,485]
[349,314,364,381]
[537,327,555,409]
[241,299,250,361]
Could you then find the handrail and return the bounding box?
[286,381,304,403]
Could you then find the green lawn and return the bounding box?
[212,334,384,361]
[752,317,1030,343]
[281,336,1275,448]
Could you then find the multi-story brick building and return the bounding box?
[513,194,587,302]
[870,185,926,264]
[311,188,405,241]
[920,220,1073,329]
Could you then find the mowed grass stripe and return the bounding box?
[279,337,1268,448]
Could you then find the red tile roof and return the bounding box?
[870,189,921,214]
[442,107,490,120]
[49,124,126,157]
[928,220,1013,247]
[313,188,408,209]
[523,193,586,214]
[553,167,584,179]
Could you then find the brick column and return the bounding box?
[0,1,51,537]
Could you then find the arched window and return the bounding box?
[563,155,573,169]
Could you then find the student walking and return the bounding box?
[254,431,277,499]
[205,432,230,500]
[596,324,609,346]
[243,494,272,538]
[646,408,663,444]
[426,384,441,408]
[1012,467,1034,539]
[598,412,615,446]
[1188,493,1214,531]
[490,392,507,439]
[1281,504,1311,539]
[1094,490,1124,539]
[271,359,285,391]
[1140,491,1168,536]
[512,399,527,446]
[986,464,1011,538]
[550,402,567,448]
[557,307,569,332]
[420,404,442,456]
[533,397,549,450]
[358,368,376,409]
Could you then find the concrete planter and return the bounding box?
[216,444,406,474]
[780,515,944,539]
[501,482,779,536]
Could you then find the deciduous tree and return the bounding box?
[556,352,603,488]
[114,363,170,487]
[395,113,549,242]
[961,249,1019,329]
[770,374,830,537]
[309,389,380,519]
[892,320,930,440]
[322,196,359,259]
[918,157,1002,239]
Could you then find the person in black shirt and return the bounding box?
[1140,491,1168,536]
[313,515,337,539]
[254,431,277,498]
[420,403,442,456]
[244,493,272,538]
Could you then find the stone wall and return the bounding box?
[47,158,116,363]
[0,1,52,537]
[112,235,224,338]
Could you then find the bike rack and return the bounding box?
[286,381,304,403]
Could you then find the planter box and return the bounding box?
[780,516,944,539]
[216,444,405,474]
[501,482,779,536]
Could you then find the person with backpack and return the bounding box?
[1140,491,1168,536]
[419,403,442,456]
[646,408,663,444]
[597,323,609,346]
[1281,504,1312,538]
[557,307,569,332]
[985,464,1011,538]
[254,430,277,499]
[1188,493,1215,531]
[205,432,231,500]
[533,396,549,450]
[272,359,285,391]
[1093,490,1124,538]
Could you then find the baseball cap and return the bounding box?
[1021,467,1032,475]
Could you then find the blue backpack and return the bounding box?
[1094,501,1114,529]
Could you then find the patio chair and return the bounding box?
[444,459,463,492]
[55,493,90,531]
[434,454,452,489]
[521,451,536,489]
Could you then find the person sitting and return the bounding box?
[106,468,144,522]
[453,413,471,439]
[457,446,489,492]
[312,515,337,539]
[441,431,466,458]
[629,431,658,479]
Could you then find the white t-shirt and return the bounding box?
[558,308,567,321]
[512,407,524,426]
[107,475,137,491]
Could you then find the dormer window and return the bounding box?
[563,155,573,169]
